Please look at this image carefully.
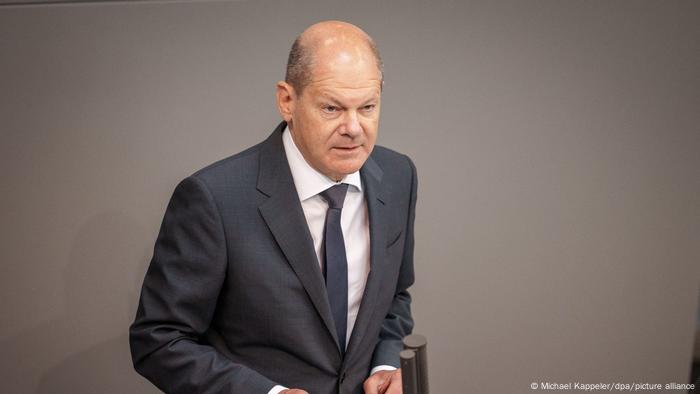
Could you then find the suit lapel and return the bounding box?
[256,123,340,351]
[344,155,387,361]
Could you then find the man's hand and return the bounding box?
[363,369,402,394]
[279,390,309,394]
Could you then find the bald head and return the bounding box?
[285,21,383,95]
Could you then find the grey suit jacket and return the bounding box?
[129,122,417,394]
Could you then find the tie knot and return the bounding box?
[320,183,349,209]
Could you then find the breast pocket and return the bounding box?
[385,227,405,268]
[386,228,403,249]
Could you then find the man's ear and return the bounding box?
[276,81,295,123]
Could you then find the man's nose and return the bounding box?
[339,110,362,138]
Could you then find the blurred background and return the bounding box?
[1,0,699,392]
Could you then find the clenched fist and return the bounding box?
[363,369,402,394]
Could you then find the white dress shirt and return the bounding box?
[267,127,395,394]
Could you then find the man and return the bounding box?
[130,21,417,394]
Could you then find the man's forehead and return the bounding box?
[307,57,381,90]
[309,83,381,101]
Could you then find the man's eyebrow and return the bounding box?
[318,94,378,107]
[319,96,344,107]
[360,97,378,106]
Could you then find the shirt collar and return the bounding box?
[282,125,362,202]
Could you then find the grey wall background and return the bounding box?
[1,1,699,393]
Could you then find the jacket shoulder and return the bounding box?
[370,145,416,178]
[189,141,263,189]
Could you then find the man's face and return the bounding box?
[279,52,382,181]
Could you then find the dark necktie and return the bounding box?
[320,183,349,355]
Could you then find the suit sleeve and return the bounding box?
[129,176,278,394]
[371,155,418,369]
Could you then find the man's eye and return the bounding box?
[362,104,376,112]
[322,106,339,113]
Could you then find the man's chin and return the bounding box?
[324,164,363,181]
[339,158,369,173]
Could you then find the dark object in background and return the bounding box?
[400,349,419,394]
[402,334,429,394]
[690,372,699,394]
